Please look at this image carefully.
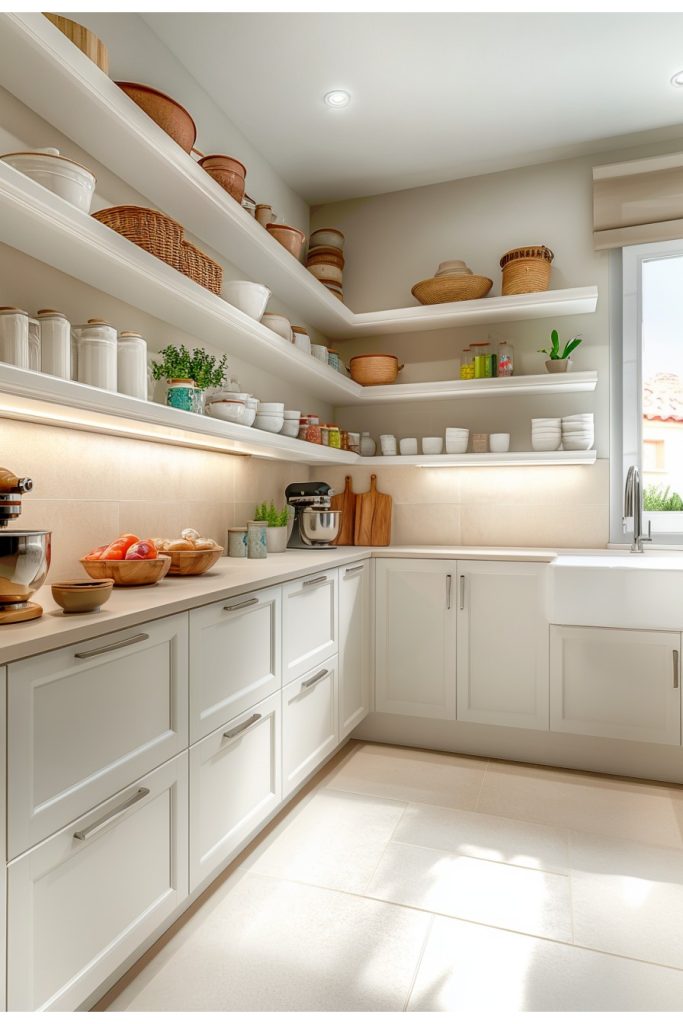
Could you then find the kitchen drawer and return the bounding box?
[282,654,339,797]
[8,613,188,859]
[282,569,338,683]
[189,586,281,743]
[189,690,281,891]
[7,752,188,1012]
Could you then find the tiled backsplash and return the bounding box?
[3,419,309,580]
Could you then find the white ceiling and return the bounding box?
[144,12,683,205]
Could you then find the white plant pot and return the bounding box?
[266,526,288,553]
[545,358,573,374]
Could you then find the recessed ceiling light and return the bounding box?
[324,89,351,109]
[671,70,683,87]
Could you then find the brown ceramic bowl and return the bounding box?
[116,82,197,153]
[266,223,306,260]
[51,578,114,613]
[197,154,246,203]
[80,557,169,586]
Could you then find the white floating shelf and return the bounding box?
[331,451,598,468]
[0,14,598,340]
[340,370,598,405]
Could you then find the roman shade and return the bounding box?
[593,151,683,250]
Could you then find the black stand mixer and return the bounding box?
[285,481,342,549]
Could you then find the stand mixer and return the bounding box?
[285,481,342,550]
[0,468,51,624]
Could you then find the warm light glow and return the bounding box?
[324,89,351,108]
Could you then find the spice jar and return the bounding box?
[497,340,514,377]
[37,309,70,379]
[305,414,321,444]
[320,424,330,446]
[459,347,474,380]
[328,425,341,449]
[341,430,350,450]
[298,415,310,441]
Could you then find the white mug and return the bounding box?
[489,433,511,453]
[399,437,418,456]
[380,433,397,456]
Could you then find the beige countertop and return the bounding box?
[0,544,560,665]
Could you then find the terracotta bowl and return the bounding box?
[197,153,246,204]
[266,223,306,260]
[51,578,113,613]
[308,263,343,285]
[80,557,169,586]
[163,546,224,576]
[116,82,197,153]
[306,246,345,270]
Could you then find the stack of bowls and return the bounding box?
[445,427,470,454]
[561,413,594,450]
[281,409,301,438]
[306,228,345,302]
[254,401,284,433]
[531,417,562,452]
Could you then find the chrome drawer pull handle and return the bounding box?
[74,633,149,660]
[303,575,328,587]
[459,575,466,611]
[446,574,452,610]
[301,668,329,691]
[345,565,365,576]
[223,597,259,612]
[674,650,679,689]
[224,712,262,739]
[73,787,150,841]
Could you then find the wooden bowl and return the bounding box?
[116,82,197,153]
[80,557,169,586]
[51,579,113,613]
[43,14,109,74]
[411,274,493,305]
[348,354,404,386]
[163,546,224,576]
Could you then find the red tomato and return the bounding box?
[125,539,158,561]
[83,544,107,561]
[101,533,140,560]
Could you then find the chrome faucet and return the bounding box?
[623,465,652,553]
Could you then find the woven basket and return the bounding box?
[180,240,223,294]
[411,274,493,305]
[500,245,554,295]
[348,354,404,386]
[92,206,183,268]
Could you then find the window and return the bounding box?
[621,240,683,543]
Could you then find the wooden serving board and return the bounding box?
[331,475,356,546]
[354,474,392,546]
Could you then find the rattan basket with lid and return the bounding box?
[500,245,554,295]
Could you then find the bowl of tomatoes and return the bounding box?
[81,533,171,586]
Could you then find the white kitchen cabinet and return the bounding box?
[338,559,371,738]
[550,626,681,745]
[282,569,338,683]
[282,654,339,796]
[7,752,189,1012]
[189,586,281,743]
[375,558,457,719]
[8,614,189,859]
[189,690,281,891]
[0,666,6,1012]
[457,561,549,730]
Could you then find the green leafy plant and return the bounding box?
[644,483,683,511]
[254,501,289,527]
[151,345,228,389]
[538,329,583,361]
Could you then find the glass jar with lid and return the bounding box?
[497,340,514,377]
[459,347,475,380]
[328,425,341,449]
[471,341,493,379]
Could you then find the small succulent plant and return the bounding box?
[539,329,583,361]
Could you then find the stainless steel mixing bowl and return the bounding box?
[299,509,342,546]
[0,530,52,603]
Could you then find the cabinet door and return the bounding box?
[8,752,189,1012]
[550,626,681,745]
[457,562,549,730]
[375,558,456,719]
[189,586,281,742]
[339,559,371,738]
[282,570,338,683]
[0,666,6,1013]
[282,655,339,796]
[189,691,281,891]
[9,614,188,858]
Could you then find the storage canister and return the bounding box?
[459,347,474,380]
[497,340,514,377]
[228,527,248,557]
[28,318,40,372]
[73,318,117,391]
[37,309,71,379]
[305,414,322,444]
[247,520,267,559]
[471,341,493,379]
[117,330,148,399]
[0,307,29,369]
[328,424,341,449]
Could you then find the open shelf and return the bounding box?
[0,14,598,340]
[344,451,598,468]
[340,370,598,405]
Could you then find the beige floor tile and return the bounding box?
[325,742,487,810]
[106,875,431,1012]
[477,760,683,848]
[394,802,569,874]
[366,841,572,942]
[407,914,683,1011]
[569,830,683,969]
[245,787,407,893]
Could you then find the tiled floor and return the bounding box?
[102,742,683,1012]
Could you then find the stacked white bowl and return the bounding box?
[561,413,594,450]
[281,409,301,438]
[531,417,562,452]
[254,401,284,433]
[445,427,470,454]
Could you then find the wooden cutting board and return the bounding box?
[330,475,356,546]
[354,474,392,546]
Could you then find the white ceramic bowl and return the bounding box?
[261,313,292,341]
[280,420,300,438]
[561,435,594,450]
[399,437,418,456]
[257,401,284,413]
[531,436,561,452]
[489,433,511,453]
[422,437,444,455]
[221,280,271,322]
[2,148,96,213]
[206,399,248,425]
[284,409,301,419]
[254,414,284,433]
[445,436,469,454]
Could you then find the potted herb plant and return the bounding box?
[151,344,228,412]
[254,501,290,552]
[539,329,583,373]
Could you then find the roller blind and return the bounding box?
[593,151,683,250]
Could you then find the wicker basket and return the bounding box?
[348,354,404,386]
[411,274,492,305]
[180,240,223,294]
[500,245,554,295]
[92,205,183,268]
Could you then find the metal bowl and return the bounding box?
[0,530,51,603]
[299,509,342,546]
